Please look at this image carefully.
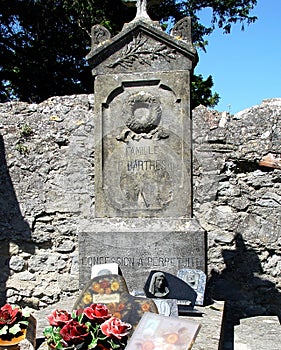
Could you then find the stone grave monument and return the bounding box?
[79,0,205,291]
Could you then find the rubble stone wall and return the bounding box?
[0,95,280,318]
[193,99,281,318]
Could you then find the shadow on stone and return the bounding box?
[207,233,281,350]
[0,134,34,306]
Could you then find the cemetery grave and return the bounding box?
[1,1,280,350]
[77,1,215,348]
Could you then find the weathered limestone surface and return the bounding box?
[0,96,280,323]
[187,301,224,350]
[234,316,281,350]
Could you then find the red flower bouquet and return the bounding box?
[0,303,30,341]
[43,304,132,350]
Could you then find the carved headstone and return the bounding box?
[79,219,205,291]
[94,73,193,217]
[78,3,205,291]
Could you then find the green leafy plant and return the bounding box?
[15,142,29,155]
[0,304,30,341]
[20,124,33,138]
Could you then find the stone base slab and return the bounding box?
[186,301,225,350]
[78,217,205,291]
[234,316,281,350]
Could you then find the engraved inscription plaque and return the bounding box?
[79,218,205,290]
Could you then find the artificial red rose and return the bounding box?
[60,320,89,345]
[47,310,72,327]
[83,304,111,323]
[0,304,22,326]
[100,317,131,340]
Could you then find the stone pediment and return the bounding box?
[86,19,198,75]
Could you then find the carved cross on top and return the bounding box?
[136,0,150,19]
[122,0,150,20]
[122,0,163,20]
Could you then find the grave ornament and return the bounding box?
[91,24,111,48]
[171,17,192,43]
[177,268,207,306]
[153,299,178,317]
[148,271,170,297]
[125,312,201,350]
[136,0,150,19]
[144,270,198,314]
[91,262,120,278]
[73,274,158,330]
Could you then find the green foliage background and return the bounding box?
[0,0,257,107]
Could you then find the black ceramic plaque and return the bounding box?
[143,270,197,310]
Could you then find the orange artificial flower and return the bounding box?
[107,303,116,313]
[92,283,101,293]
[166,333,179,344]
[118,303,125,311]
[142,340,155,350]
[113,312,121,319]
[141,303,150,312]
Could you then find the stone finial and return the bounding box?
[136,0,150,19]
[171,17,192,43]
[122,0,163,21]
[91,24,111,49]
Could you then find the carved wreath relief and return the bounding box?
[116,92,169,142]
